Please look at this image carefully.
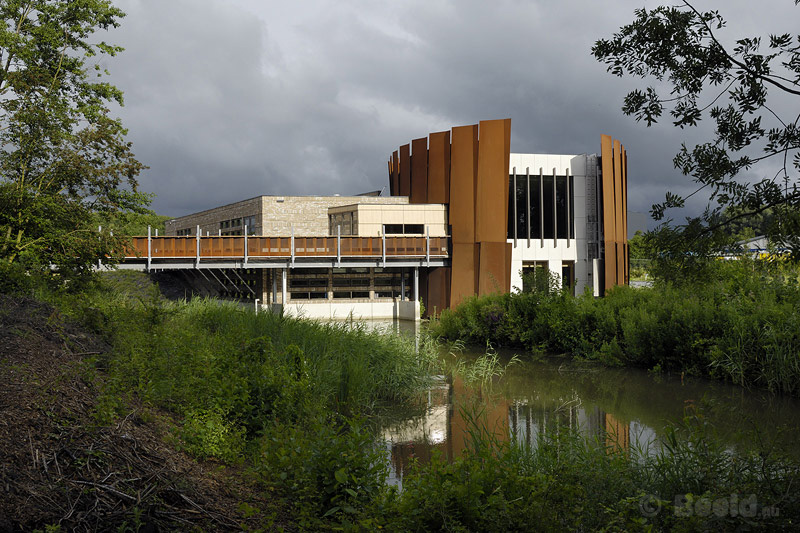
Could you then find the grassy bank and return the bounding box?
[431,259,800,395]
[11,270,796,530]
[43,271,438,528]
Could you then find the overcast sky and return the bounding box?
[104,0,798,223]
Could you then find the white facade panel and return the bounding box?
[507,153,594,296]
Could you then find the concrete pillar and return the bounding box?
[272,270,277,304]
[327,268,334,300]
[413,267,419,302]
[261,270,269,304]
[369,268,375,300]
[400,268,405,301]
[281,268,287,304]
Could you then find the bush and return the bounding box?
[256,415,388,526]
[0,261,34,294]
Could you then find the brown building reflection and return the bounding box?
[383,379,632,483]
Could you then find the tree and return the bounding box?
[0,0,147,286]
[593,1,800,274]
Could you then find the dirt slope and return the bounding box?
[0,295,268,532]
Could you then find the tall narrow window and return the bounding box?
[542,175,554,239]
[529,174,541,239]
[556,176,568,239]
[515,175,527,238]
[569,176,575,239]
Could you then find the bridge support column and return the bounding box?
[413,267,419,302]
[281,268,287,305]
[260,270,269,306]
[369,268,375,300]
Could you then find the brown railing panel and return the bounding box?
[200,236,244,257]
[125,236,449,260]
[129,238,148,257]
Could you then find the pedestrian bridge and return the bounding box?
[117,235,450,271]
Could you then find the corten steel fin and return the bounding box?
[476,119,511,244]
[388,159,394,196]
[387,119,517,311]
[503,119,511,226]
[392,151,400,196]
[450,243,479,307]
[477,241,509,296]
[427,131,450,204]
[450,125,479,245]
[411,137,428,204]
[399,144,411,197]
[600,134,617,292]
[426,267,450,317]
[613,140,624,286]
[621,146,629,282]
[444,133,451,204]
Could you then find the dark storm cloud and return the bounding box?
[106,0,797,221]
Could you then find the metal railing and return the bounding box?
[124,235,449,262]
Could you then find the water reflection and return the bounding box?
[331,318,419,337]
[381,352,800,484]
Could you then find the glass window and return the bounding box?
[542,175,554,239]
[385,224,403,234]
[569,176,575,239]
[556,176,568,239]
[530,175,541,239]
[507,175,530,240]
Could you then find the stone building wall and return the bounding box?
[259,196,408,236]
[165,195,409,237]
[165,197,263,236]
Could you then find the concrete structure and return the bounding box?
[165,195,410,237]
[134,118,629,320]
[328,203,448,237]
[156,196,450,321]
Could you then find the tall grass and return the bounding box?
[431,259,800,395]
[47,272,437,454]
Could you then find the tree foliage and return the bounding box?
[0,0,147,285]
[593,0,800,272]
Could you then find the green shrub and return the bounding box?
[180,406,245,462]
[256,415,388,525]
[0,261,34,294]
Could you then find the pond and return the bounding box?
[378,345,800,485]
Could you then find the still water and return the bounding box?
[326,318,800,483]
[378,344,800,485]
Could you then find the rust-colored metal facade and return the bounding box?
[388,119,512,314]
[388,124,629,311]
[600,134,629,292]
